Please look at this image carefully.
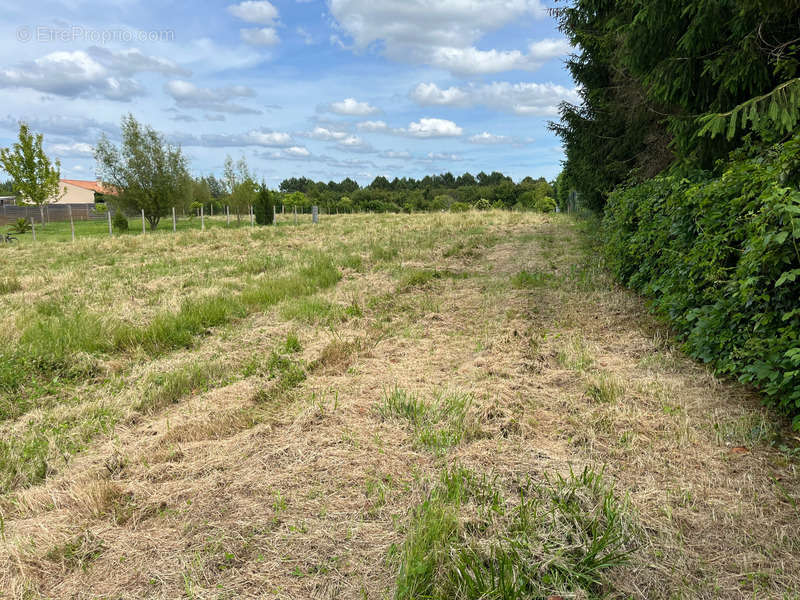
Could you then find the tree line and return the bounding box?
[1,114,559,229]
[550,1,800,425]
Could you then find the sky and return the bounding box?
[0,0,577,187]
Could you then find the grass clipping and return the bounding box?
[394,465,638,600]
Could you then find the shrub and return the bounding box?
[112,211,129,232]
[603,134,800,427]
[254,184,275,225]
[534,195,556,212]
[9,218,31,234]
[474,198,491,210]
[449,201,470,213]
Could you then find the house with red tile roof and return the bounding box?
[50,180,116,205]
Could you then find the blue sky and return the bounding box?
[0,0,577,186]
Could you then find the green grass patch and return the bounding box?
[512,270,555,289]
[370,243,399,262]
[585,372,625,403]
[377,388,481,454]
[399,268,443,288]
[0,276,21,295]
[394,466,637,600]
[250,350,307,403]
[280,296,343,325]
[137,360,232,413]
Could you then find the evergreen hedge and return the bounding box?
[603,135,800,427]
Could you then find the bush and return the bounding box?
[449,201,470,213]
[474,198,491,210]
[603,134,800,427]
[112,211,129,232]
[534,195,556,212]
[9,218,31,234]
[254,184,275,225]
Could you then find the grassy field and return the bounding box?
[0,211,798,599]
[1,210,318,244]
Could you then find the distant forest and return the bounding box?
[195,171,559,214]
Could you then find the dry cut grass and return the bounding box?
[0,211,798,599]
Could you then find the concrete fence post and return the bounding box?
[201,205,205,231]
[226,205,230,226]
[273,205,276,225]
[293,206,297,225]
[141,209,146,234]
[172,207,176,232]
[108,210,113,236]
[312,205,318,224]
[69,205,75,242]
[31,217,36,241]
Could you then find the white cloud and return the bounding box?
[429,47,527,75]
[409,81,579,115]
[285,146,311,157]
[173,129,293,148]
[356,120,388,132]
[426,152,462,161]
[380,150,411,159]
[0,115,116,138]
[86,46,189,77]
[336,135,374,153]
[0,50,143,101]
[240,27,280,46]
[228,1,279,24]
[165,79,261,114]
[528,38,573,61]
[296,27,314,44]
[328,0,559,74]
[409,83,468,107]
[468,132,513,144]
[405,118,462,138]
[327,97,379,116]
[305,126,349,141]
[50,142,94,157]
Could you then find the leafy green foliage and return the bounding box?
[95,114,189,230]
[603,135,800,427]
[254,183,275,225]
[551,0,800,208]
[9,217,31,234]
[698,78,800,141]
[112,211,129,232]
[0,123,63,208]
